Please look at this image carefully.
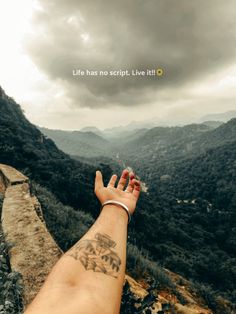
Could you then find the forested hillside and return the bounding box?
[130,140,236,293]
[0,86,235,312]
[0,87,103,215]
[116,119,236,168]
[39,127,113,158]
[115,119,236,301]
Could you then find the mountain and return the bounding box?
[129,144,236,310]
[0,86,106,214]
[116,119,236,172]
[0,86,235,312]
[39,127,113,158]
[76,110,236,141]
[200,110,236,122]
[114,120,236,306]
[104,127,148,145]
[102,120,156,139]
[115,123,211,165]
[202,120,224,129]
[80,126,104,137]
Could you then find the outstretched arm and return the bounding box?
[25,169,141,314]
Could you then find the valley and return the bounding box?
[0,86,235,313]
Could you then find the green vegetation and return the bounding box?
[31,183,94,251]
[0,87,104,215]
[39,127,113,158]
[0,86,235,311]
[192,281,235,314]
[33,183,176,290]
[126,140,236,302]
[127,243,175,290]
[0,194,23,314]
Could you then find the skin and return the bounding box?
[24,169,141,314]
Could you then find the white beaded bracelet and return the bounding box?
[101,200,131,223]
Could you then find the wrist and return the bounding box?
[100,204,129,224]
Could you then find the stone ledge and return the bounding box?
[0,164,28,187]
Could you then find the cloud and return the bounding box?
[25,0,236,110]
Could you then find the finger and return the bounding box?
[107,174,117,188]
[125,172,135,193]
[132,179,141,199]
[117,169,129,190]
[95,170,104,191]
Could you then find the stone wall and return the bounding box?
[0,174,5,194]
[0,164,62,307]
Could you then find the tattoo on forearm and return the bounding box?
[67,233,121,278]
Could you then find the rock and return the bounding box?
[125,271,213,314]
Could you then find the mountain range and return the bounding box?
[39,127,112,158]
[0,86,235,313]
[75,109,236,140]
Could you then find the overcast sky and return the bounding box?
[0,0,236,130]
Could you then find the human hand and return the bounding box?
[94,169,141,215]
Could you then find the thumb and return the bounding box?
[95,170,104,191]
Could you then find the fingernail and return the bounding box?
[122,170,128,177]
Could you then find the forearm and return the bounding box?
[25,204,128,314]
[25,169,141,314]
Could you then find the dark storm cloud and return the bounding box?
[26,0,236,108]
